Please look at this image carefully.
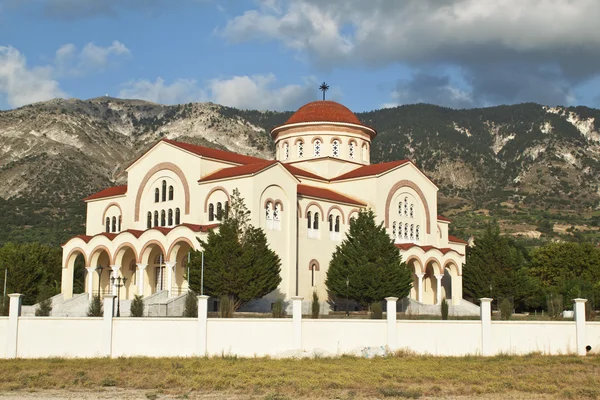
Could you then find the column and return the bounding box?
[103,295,115,357]
[165,261,176,298]
[434,274,443,305]
[385,297,398,351]
[480,298,493,356]
[85,267,95,300]
[6,294,23,359]
[573,298,588,356]
[291,296,303,351]
[110,265,121,295]
[452,275,463,306]
[197,295,209,356]
[136,264,147,296]
[61,264,74,300]
[415,273,424,302]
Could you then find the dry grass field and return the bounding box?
[0,353,599,399]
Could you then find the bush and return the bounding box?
[441,298,449,320]
[499,298,513,320]
[370,302,382,319]
[87,296,103,317]
[272,298,286,318]
[35,297,53,317]
[311,291,320,319]
[183,291,198,318]
[220,295,233,318]
[130,295,144,317]
[547,294,563,319]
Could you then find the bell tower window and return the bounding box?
[349,142,355,159]
[297,141,304,158]
[283,142,289,160]
[314,139,321,157]
[332,139,340,158]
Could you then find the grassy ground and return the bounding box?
[0,354,599,399]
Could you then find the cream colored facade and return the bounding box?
[61,101,467,312]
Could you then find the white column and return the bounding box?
[136,264,147,296]
[61,265,74,300]
[110,265,121,295]
[573,298,588,356]
[385,297,398,351]
[452,275,463,306]
[434,274,443,305]
[197,295,209,356]
[6,293,23,359]
[291,296,303,351]
[480,298,493,356]
[85,267,95,301]
[103,295,115,357]
[165,261,176,298]
[416,273,424,302]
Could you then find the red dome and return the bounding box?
[284,101,364,126]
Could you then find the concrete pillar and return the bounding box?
[573,298,587,356]
[197,295,209,356]
[434,274,443,305]
[291,296,303,351]
[103,295,115,357]
[452,275,463,306]
[416,273,424,302]
[61,265,74,300]
[480,298,493,356]
[6,294,23,359]
[109,265,121,295]
[136,264,147,296]
[165,262,176,298]
[85,267,95,301]
[385,297,398,351]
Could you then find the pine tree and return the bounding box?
[130,294,144,317]
[189,189,282,312]
[325,209,412,308]
[87,295,103,317]
[183,291,198,318]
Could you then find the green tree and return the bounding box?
[188,189,282,313]
[183,291,198,318]
[87,296,103,317]
[325,209,413,308]
[130,295,144,317]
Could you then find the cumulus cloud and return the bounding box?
[55,41,130,76]
[386,72,475,109]
[0,46,66,108]
[119,77,207,104]
[223,0,600,106]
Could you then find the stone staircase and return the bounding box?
[22,293,90,317]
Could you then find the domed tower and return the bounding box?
[271,101,376,165]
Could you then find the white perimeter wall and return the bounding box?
[397,321,481,356]
[112,319,198,357]
[303,320,386,355]
[0,318,8,358]
[207,319,293,357]
[586,322,600,352]
[491,322,576,355]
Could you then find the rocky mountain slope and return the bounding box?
[1,98,600,245]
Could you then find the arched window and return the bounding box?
[118,216,122,232]
[168,209,173,226]
[349,141,355,159]
[297,141,304,158]
[410,204,414,218]
[224,201,229,218]
[105,217,110,233]
[311,264,317,287]
[392,221,397,238]
[175,208,180,225]
[404,197,408,217]
[147,212,152,229]
[362,143,368,161]
[398,222,403,240]
[314,139,321,157]
[266,202,272,220]
[208,204,214,222]
[154,211,159,227]
[416,225,420,242]
[161,180,167,202]
[112,216,117,233]
[332,139,340,157]
[161,210,166,226]
[313,212,319,230]
[335,216,340,233]
[328,215,333,232]
[168,185,174,201]
[283,142,289,160]
[273,203,281,230]
[410,224,414,240]
[216,202,223,221]
[154,188,159,203]
[307,211,312,229]
[404,223,408,239]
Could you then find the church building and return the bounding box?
[60,100,467,313]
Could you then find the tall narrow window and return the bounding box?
[273,203,281,231]
[297,141,304,158]
[404,223,408,239]
[410,224,414,240]
[410,204,414,218]
[392,221,397,238]
[147,212,152,229]
[266,202,272,220]
[154,211,159,227]
[224,201,229,217]
[216,202,223,220]
[328,215,333,232]
[307,211,312,229]
[314,139,321,157]
[168,185,174,201]
[208,204,214,222]
[112,216,117,233]
[161,210,166,226]
[416,225,420,242]
[311,264,316,287]
[161,180,167,202]
[399,222,403,239]
[168,209,173,226]
[362,143,368,161]
[335,216,340,233]
[118,216,122,232]
[105,217,110,233]
[313,212,319,230]
[175,208,180,225]
[283,142,289,160]
[154,188,159,203]
[349,142,355,159]
[404,197,408,216]
[332,139,340,157]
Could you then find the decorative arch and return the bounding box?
[101,202,123,225]
[308,259,320,271]
[385,180,431,234]
[311,136,324,144]
[405,256,424,274]
[167,237,196,261]
[112,242,139,266]
[263,198,275,209]
[294,137,304,145]
[64,247,89,268]
[329,136,342,144]
[135,162,190,222]
[139,240,168,263]
[348,208,360,221]
[423,257,443,275]
[326,205,346,224]
[274,200,284,211]
[305,201,325,221]
[444,260,462,276]
[89,245,112,267]
[203,186,231,212]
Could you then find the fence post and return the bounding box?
[291,296,303,351]
[197,295,209,357]
[6,294,23,359]
[573,298,587,356]
[385,297,398,351]
[479,298,492,356]
[103,295,115,357]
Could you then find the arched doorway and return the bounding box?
[89,247,112,298]
[140,241,167,295]
[62,248,88,299]
[423,259,441,305]
[441,269,452,301]
[167,238,194,297]
[113,244,138,300]
[406,257,423,302]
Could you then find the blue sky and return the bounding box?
[1,0,600,112]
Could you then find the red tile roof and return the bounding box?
[448,235,468,244]
[198,160,277,182]
[163,139,265,165]
[297,184,366,206]
[84,185,128,201]
[282,164,326,181]
[438,215,451,222]
[331,160,410,181]
[395,243,464,256]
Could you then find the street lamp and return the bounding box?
[95,265,104,298]
[346,276,350,317]
[111,276,127,317]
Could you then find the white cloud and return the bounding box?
[119,77,207,104]
[55,40,130,76]
[0,46,66,108]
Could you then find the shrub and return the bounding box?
[547,294,563,319]
[87,296,103,317]
[130,295,144,317]
[371,302,382,319]
[272,298,286,318]
[183,291,198,318]
[311,291,320,319]
[441,298,449,320]
[35,297,53,317]
[499,298,513,320]
[220,295,233,318]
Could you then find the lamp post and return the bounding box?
[346,276,350,317]
[95,265,104,298]
[111,276,127,317]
